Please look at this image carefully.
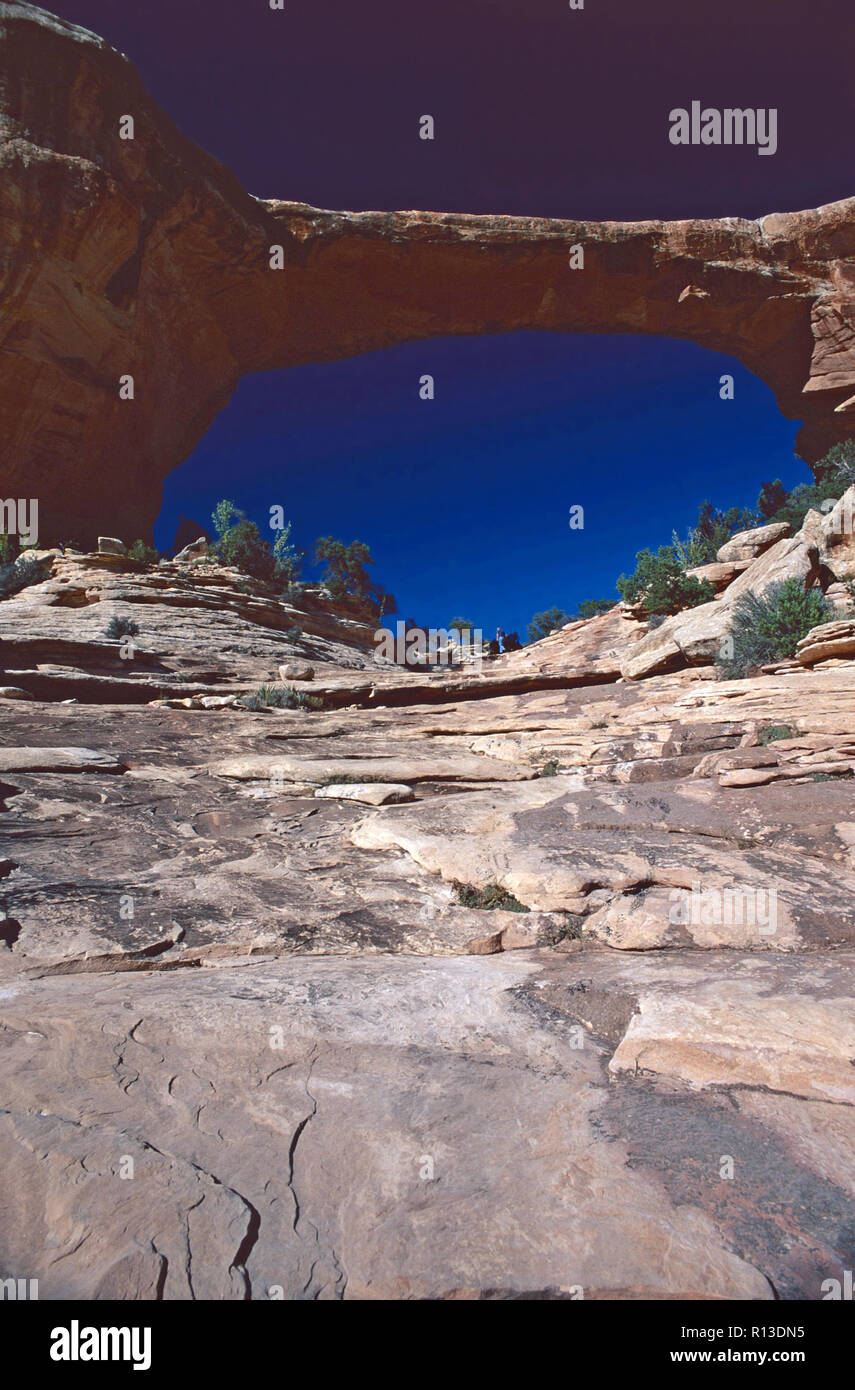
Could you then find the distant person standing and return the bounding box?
[496,627,506,653]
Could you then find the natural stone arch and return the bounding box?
[2,2,855,544]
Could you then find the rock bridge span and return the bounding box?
[2,2,855,542]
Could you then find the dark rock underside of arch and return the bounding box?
[2,2,855,543]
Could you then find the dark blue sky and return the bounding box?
[48,0,854,635]
[154,335,800,637]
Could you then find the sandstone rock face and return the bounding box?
[2,552,855,1299]
[685,559,751,592]
[315,782,415,805]
[797,618,855,665]
[492,606,647,679]
[3,3,855,543]
[817,484,855,582]
[716,522,791,563]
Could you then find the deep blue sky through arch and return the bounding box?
[44,0,854,634]
[154,335,805,640]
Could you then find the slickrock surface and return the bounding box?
[5,3,855,542]
[1,548,854,1300]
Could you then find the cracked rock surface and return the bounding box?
[1,551,854,1299]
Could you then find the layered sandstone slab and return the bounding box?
[2,547,855,1297]
[3,2,855,542]
[1,950,852,1299]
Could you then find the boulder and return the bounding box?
[173,537,209,563]
[279,663,315,681]
[96,537,126,557]
[685,560,751,593]
[797,618,855,666]
[716,522,791,563]
[818,485,855,582]
[171,516,212,553]
[824,581,853,613]
[315,782,416,806]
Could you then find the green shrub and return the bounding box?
[454,882,529,913]
[272,523,301,586]
[217,518,277,581]
[0,555,49,599]
[317,772,390,785]
[211,499,302,586]
[762,441,855,532]
[671,501,759,568]
[576,598,614,619]
[552,914,584,942]
[617,547,716,616]
[527,607,570,643]
[314,537,395,618]
[241,685,322,711]
[106,615,139,640]
[615,501,759,618]
[758,723,795,745]
[0,532,20,566]
[128,539,160,564]
[716,579,829,679]
[284,625,303,642]
[756,479,789,520]
[813,438,855,487]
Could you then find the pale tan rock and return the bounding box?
[685,560,751,592]
[279,663,315,681]
[797,618,855,665]
[825,581,853,614]
[2,473,855,1297]
[96,537,126,557]
[718,760,855,787]
[314,782,415,805]
[0,747,124,773]
[173,537,209,562]
[610,965,855,1104]
[818,485,855,582]
[716,522,791,563]
[491,607,646,678]
[0,953,785,1301]
[213,754,535,785]
[585,884,800,951]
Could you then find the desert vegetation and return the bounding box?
[716,580,830,679]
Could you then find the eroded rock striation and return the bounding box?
[3,1,855,542]
[1,546,854,1298]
